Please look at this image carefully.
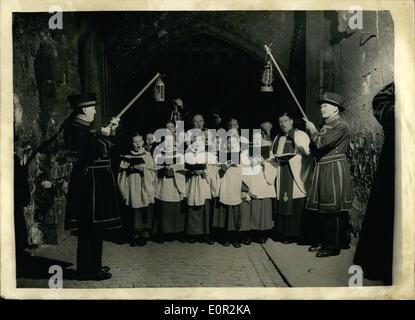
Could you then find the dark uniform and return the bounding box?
[307,118,353,212]
[305,93,353,256]
[64,115,121,278]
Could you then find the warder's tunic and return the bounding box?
[306,117,353,213]
[64,116,121,274]
[64,117,121,232]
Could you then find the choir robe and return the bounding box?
[270,129,312,237]
[241,154,277,231]
[212,155,250,232]
[184,150,217,235]
[153,151,186,234]
[118,149,156,232]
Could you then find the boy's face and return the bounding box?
[192,115,204,129]
[166,122,176,134]
[145,134,154,145]
[132,136,144,151]
[228,119,239,130]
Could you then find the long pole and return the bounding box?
[115,72,161,119]
[264,45,308,120]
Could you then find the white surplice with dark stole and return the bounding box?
[212,152,251,231]
[241,151,277,231]
[153,149,186,234]
[118,149,156,231]
[184,149,217,235]
[270,128,312,236]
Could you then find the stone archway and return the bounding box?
[120,21,288,75]
[106,21,296,136]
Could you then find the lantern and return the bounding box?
[154,76,165,102]
[260,59,274,93]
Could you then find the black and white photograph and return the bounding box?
[1,0,414,299]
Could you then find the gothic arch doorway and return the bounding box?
[113,31,294,135]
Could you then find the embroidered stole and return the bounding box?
[273,130,296,215]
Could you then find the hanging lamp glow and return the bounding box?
[154,76,165,102]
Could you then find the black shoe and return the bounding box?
[283,239,294,244]
[316,248,340,258]
[129,239,136,247]
[187,238,196,244]
[232,241,241,248]
[205,238,215,245]
[242,239,252,245]
[222,240,230,247]
[308,244,323,252]
[92,271,112,281]
[78,270,112,281]
[259,237,267,244]
[101,266,110,273]
[141,230,150,239]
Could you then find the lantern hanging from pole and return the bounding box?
[154,76,165,102]
[260,57,274,93]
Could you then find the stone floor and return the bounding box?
[16,236,383,288]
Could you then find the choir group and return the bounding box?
[117,113,313,249]
[64,91,352,280]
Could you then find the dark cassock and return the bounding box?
[354,83,395,284]
[64,94,121,280]
[270,128,313,243]
[304,92,353,257]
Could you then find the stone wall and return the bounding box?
[314,11,394,237]
[13,13,81,245]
